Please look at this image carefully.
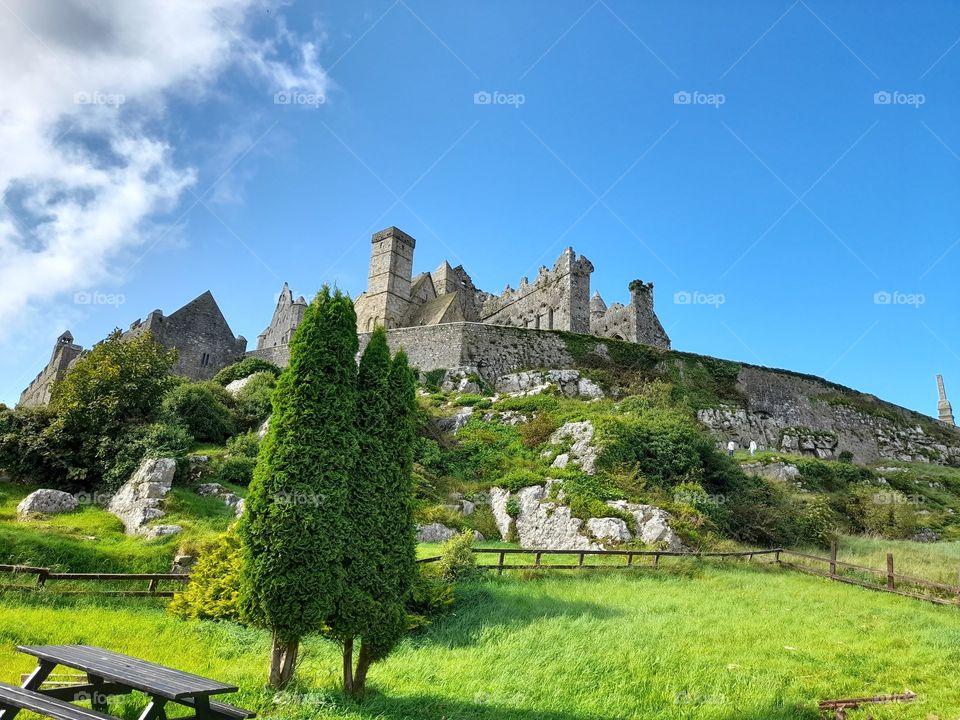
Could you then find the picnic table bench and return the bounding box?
[0,645,254,720]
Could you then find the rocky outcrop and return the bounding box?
[107,458,178,536]
[16,489,78,517]
[490,482,682,551]
[437,406,474,433]
[741,461,801,484]
[440,366,482,394]
[257,417,270,440]
[197,483,244,517]
[495,369,604,399]
[415,523,483,543]
[225,375,256,397]
[697,366,960,465]
[547,420,599,474]
[606,501,682,551]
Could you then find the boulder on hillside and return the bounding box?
[107,457,177,535]
[257,417,270,440]
[416,523,459,543]
[495,370,604,399]
[224,374,256,397]
[16,489,78,518]
[547,420,598,474]
[197,482,244,517]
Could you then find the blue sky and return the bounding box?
[2,0,959,416]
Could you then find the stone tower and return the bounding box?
[629,280,671,348]
[19,330,84,406]
[355,226,416,331]
[937,374,955,426]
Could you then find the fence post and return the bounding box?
[497,551,505,576]
[148,578,159,593]
[36,569,49,589]
[654,553,660,567]
[627,552,634,567]
[830,541,838,578]
[578,552,585,568]
[775,549,781,564]
[886,553,895,590]
[535,552,542,569]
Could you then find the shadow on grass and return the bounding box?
[283,690,816,720]
[407,581,623,649]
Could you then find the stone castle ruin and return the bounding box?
[350,226,670,346]
[19,291,246,407]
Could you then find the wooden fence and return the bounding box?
[0,564,188,597]
[3,542,958,606]
[779,542,960,606]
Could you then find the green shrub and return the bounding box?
[519,413,558,449]
[466,505,500,540]
[498,468,546,492]
[233,372,276,430]
[504,497,520,518]
[407,566,454,630]
[845,486,919,539]
[421,369,447,393]
[0,406,80,487]
[452,394,485,407]
[225,431,260,459]
[416,503,468,531]
[496,395,561,413]
[837,450,854,464]
[213,357,281,386]
[437,532,478,581]
[162,382,235,443]
[169,527,242,621]
[215,455,256,486]
[100,422,194,490]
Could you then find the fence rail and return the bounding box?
[3,542,958,606]
[0,564,187,597]
[778,542,960,606]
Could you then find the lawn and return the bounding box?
[1,561,959,719]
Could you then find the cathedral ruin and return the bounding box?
[256,226,671,349]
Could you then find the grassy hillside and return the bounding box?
[0,480,243,572]
[1,564,958,719]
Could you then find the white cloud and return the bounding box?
[0,0,330,339]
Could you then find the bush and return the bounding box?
[466,505,500,540]
[519,413,558,449]
[225,432,260,459]
[407,567,454,630]
[162,382,235,443]
[100,422,193,490]
[214,455,256,486]
[845,486,918,539]
[452,394,485,407]
[213,357,281,386]
[169,528,242,621]
[0,406,80,487]
[437,532,478,581]
[233,372,276,430]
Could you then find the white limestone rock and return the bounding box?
[107,457,177,535]
[549,420,598,474]
[514,484,600,550]
[741,461,800,484]
[606,500,682,551]
[437,406,474,433]
[257,417,270,440]
[416,523,459,543]
[16,489,78,518]
[440,367,482,394]
[586,517,632,543]
[142,524,182,539]
[494,370,604,399]
[489,487,513,539]
[225,375,256,397]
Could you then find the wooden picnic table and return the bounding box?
[1,645,253,720]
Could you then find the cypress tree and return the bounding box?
[350,348,418,695]
[238,287,358,688]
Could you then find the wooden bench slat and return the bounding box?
[179,697,255,719]
[17,646,236,700]
[0,682,116,720]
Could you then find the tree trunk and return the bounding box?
[342,637,354,696]
[268,632,299,689]
[351,642,373,699]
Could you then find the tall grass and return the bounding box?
[1,563,959,719]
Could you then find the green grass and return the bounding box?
[1,563,959,719]
[0,482,242,572]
